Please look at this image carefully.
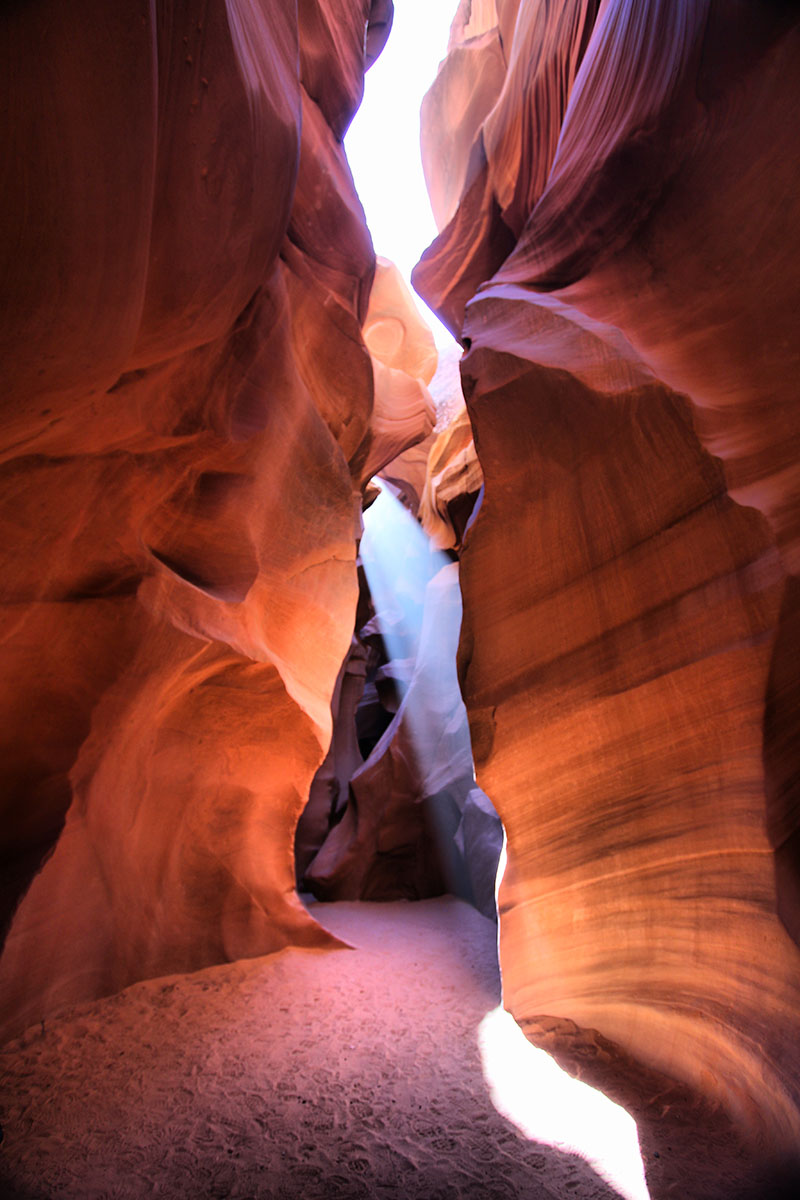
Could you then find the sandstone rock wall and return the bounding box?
[0,0,401,1043]
[414,0,800,1148]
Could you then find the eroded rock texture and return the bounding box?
[415,0,800,1148]
[0,0,401,1042]
[420,407,484,552]
[360,256,437,482]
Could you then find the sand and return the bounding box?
[0,897,764,1199]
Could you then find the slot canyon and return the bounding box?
[1,1,799,1198]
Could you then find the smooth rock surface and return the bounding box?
[0,0,402,1043]
[414,0,800,1146]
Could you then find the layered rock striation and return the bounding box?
[414,0,800,1148]
[0,0,409,1042]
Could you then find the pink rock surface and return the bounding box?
[294,637,369,882]
[420,407,484,551]
[0,0,397,1042]
[360,257,437,482]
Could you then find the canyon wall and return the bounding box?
[0,0,407,1042]
[415,0,800,1148]
[4,0,800,1157]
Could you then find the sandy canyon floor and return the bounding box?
[0,897,767,1199]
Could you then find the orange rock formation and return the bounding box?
[0,0,408,1042]
[414,0,800,1150]
[3,0,799,1165]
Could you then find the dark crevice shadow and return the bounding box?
[763,574,800,948]
[0,1175,49,1200]
[728,1159,800,1200]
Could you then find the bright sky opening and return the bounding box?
[346,0,458,348]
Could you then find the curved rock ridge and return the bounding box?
[360,257,437,482]
[420,408,484,552]
[376,342,474,524]
[495,4,800,965]
[364,257,438,386]
[414,0,600,336]
[0,0,398,1043]
[413,0,800,1149]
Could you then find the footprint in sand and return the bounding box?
[349,1099,373,1120]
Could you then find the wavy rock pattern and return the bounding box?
[420,407,484,551]
[0,0,401,1043]
[360,257,437,481]
[415,0,800,1149]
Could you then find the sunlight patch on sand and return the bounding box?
[478,1005,651,1200]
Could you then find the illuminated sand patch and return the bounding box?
[478,1006,649,1200]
